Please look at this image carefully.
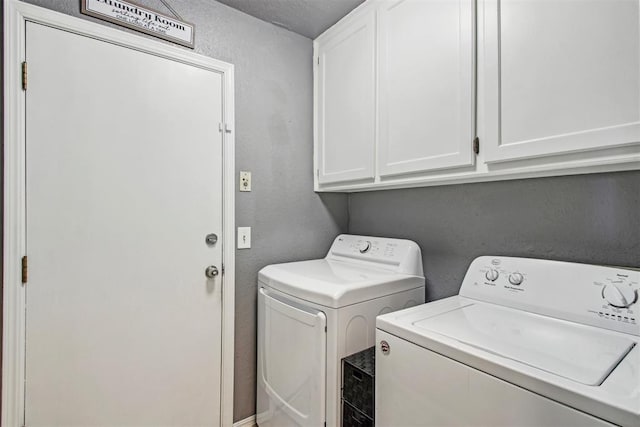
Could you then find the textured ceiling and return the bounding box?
[216,0,365,39]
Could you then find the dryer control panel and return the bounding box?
[327,234,424,277]
[460,256,640,336]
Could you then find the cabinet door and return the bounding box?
[482,0,640,163]
[316,11,376,184]
[377,0,475,178]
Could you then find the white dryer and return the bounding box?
[376,256,640,426]
[256,234,425,427]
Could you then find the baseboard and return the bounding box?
[233,414,256,427]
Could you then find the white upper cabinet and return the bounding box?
[314,0,640,192]
[482,0,640,163]
[378,0,475,177]
[315,9,376,185]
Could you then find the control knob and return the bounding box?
[485,269,499,282]
[508,273,524,286]
[358,241,372,254]
[602,284,637,309]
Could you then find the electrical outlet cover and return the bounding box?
[240,171,251,192]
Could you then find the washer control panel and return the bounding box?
[460,256,639,336]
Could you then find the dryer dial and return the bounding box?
[358,241,372,253]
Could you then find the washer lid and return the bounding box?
[258,259,424,308]
[414,303,635,386]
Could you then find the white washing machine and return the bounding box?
[256,234,425,427]
[376,256,640,427]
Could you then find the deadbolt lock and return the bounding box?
[205,233,218,246]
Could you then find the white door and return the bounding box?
[377,0,475,177]
[482,0,640,163]
[25,22,224,426]
[316,10,376,185]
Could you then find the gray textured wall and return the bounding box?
[14,0,348,421]
[6,1,640,423]
[348,171,640,302]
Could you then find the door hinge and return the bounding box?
[316,57,320,65]
[221,263,225,275]
[316,169,319,179]
[473,137,480,155]
[21,256,28,284]
[21,61,28,91]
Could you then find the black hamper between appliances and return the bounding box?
[342,347,375,426]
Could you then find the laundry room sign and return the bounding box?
[81,0,195,48]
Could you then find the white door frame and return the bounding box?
[2,1,236,425]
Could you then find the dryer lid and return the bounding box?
[414,303,635,386]
[258,259,424,308]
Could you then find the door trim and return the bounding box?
[2,1,236,426]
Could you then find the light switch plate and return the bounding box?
[237,227,251,249]
[240,171,251,192]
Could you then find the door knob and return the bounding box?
[205,265,219,279]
